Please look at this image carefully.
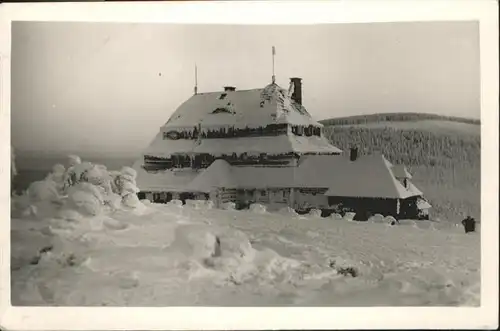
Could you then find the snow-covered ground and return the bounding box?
[10,158,480,307]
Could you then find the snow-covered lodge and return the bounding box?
[133,77,431,220]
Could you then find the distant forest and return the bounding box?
[319,113,481,126]
[321,116,481,222]
[323,126,480,169]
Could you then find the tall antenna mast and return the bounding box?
[272,46,276,84]
[194,63,198,95]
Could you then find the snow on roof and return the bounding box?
[289,135,342,154]
[186,159,236,193]
[299,154,418,199]
[133,160,199,192]
[417,199,432,209]
[134,151,424,200]
[391,165,413,179]
[406,180,423,196]
[163,83,320,131]
[143,134,341,158]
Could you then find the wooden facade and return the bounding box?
[327,196,400,221]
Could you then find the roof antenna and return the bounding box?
[272,46,276,84]
[194,63,198,95]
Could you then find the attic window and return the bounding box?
[219,93,227,100]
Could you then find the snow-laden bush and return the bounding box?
[120,166,137,182]
[221,202,236,210]
[67,155,81,167]
[122,193,141,208]
[368,214,385,223]
[67,185,103,217]
[308,208,322,218]
[27,180,61,203]
[343,212,356,221]
[17,154,147,224]
[249,203,267,214]
[103,192,123,210]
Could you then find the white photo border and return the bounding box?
[0,1,498,330]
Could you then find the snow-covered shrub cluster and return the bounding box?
[13,155,144,220]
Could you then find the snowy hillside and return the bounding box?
[10,157,480,306]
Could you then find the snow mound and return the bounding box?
[343,212,356,221]
[56,209,83,223]
[308,208,322,218]
[167,199,184,208]
[385,216,398,225]
[221,202,236,210]
[369,214,386,223]
[204,200,215,209]
[168,225,220,261]
[277,207,299,217]
[249,203,267,214]
[330,213,343,220]
[185,199,208,210]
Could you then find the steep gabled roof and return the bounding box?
[163,83,320,130]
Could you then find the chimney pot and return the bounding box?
[350,147,358,162]
[224,86,236,92]
[290,77,303,105]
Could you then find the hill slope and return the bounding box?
[321,113,481,223]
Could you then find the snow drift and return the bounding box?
[11,156,480,306]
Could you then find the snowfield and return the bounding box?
[10,158,480,307]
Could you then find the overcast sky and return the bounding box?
[11,21,480,156]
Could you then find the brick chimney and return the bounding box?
[290,77,302,105]
[224,86,236,92]
[350,147,358,162]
